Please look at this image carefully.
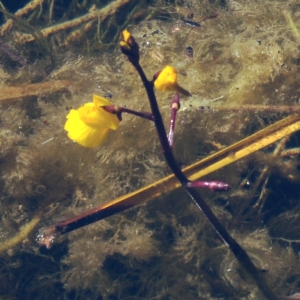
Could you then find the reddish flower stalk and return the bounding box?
[103,105,154,121]
[168,93,180,148]
[185,180,229,191]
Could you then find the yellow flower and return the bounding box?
[64,95,120,148]
[154,65,191,96]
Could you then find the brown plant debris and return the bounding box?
[0,80,72,101]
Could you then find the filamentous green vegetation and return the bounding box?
[0,0,300,299]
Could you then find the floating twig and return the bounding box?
[42,137,55,145]
[0,80,72,101]
[12,0,131,44]
[204,104,300,113]
[0,0,45,35]
[0,211,43,253]
[281,147,300,157]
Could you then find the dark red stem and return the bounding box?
[104,105,154,121]
[168,93,180,148]
[119,107,154,121]
[186,180,229,191]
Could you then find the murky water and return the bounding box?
[0,0,300,299]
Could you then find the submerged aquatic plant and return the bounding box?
[37,29,280,299]
[0,1,300,298]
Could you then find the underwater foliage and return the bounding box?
[0,0,300,299]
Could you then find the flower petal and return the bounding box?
[64,109,110,148]
[154,66,177,92]
[121,29,132,43]
[77,103,107,127]
[93,95,120,130]
[93,94,112,106]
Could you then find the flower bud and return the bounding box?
[120,30,139,63]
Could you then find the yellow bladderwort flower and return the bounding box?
[64,95,120,148]
[154,65,191,96]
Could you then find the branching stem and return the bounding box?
[131,59,278,300]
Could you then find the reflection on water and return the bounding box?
[0,0,300,299]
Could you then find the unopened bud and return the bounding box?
[120,30,140,63]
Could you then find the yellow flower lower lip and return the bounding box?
[64,95,120,148]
